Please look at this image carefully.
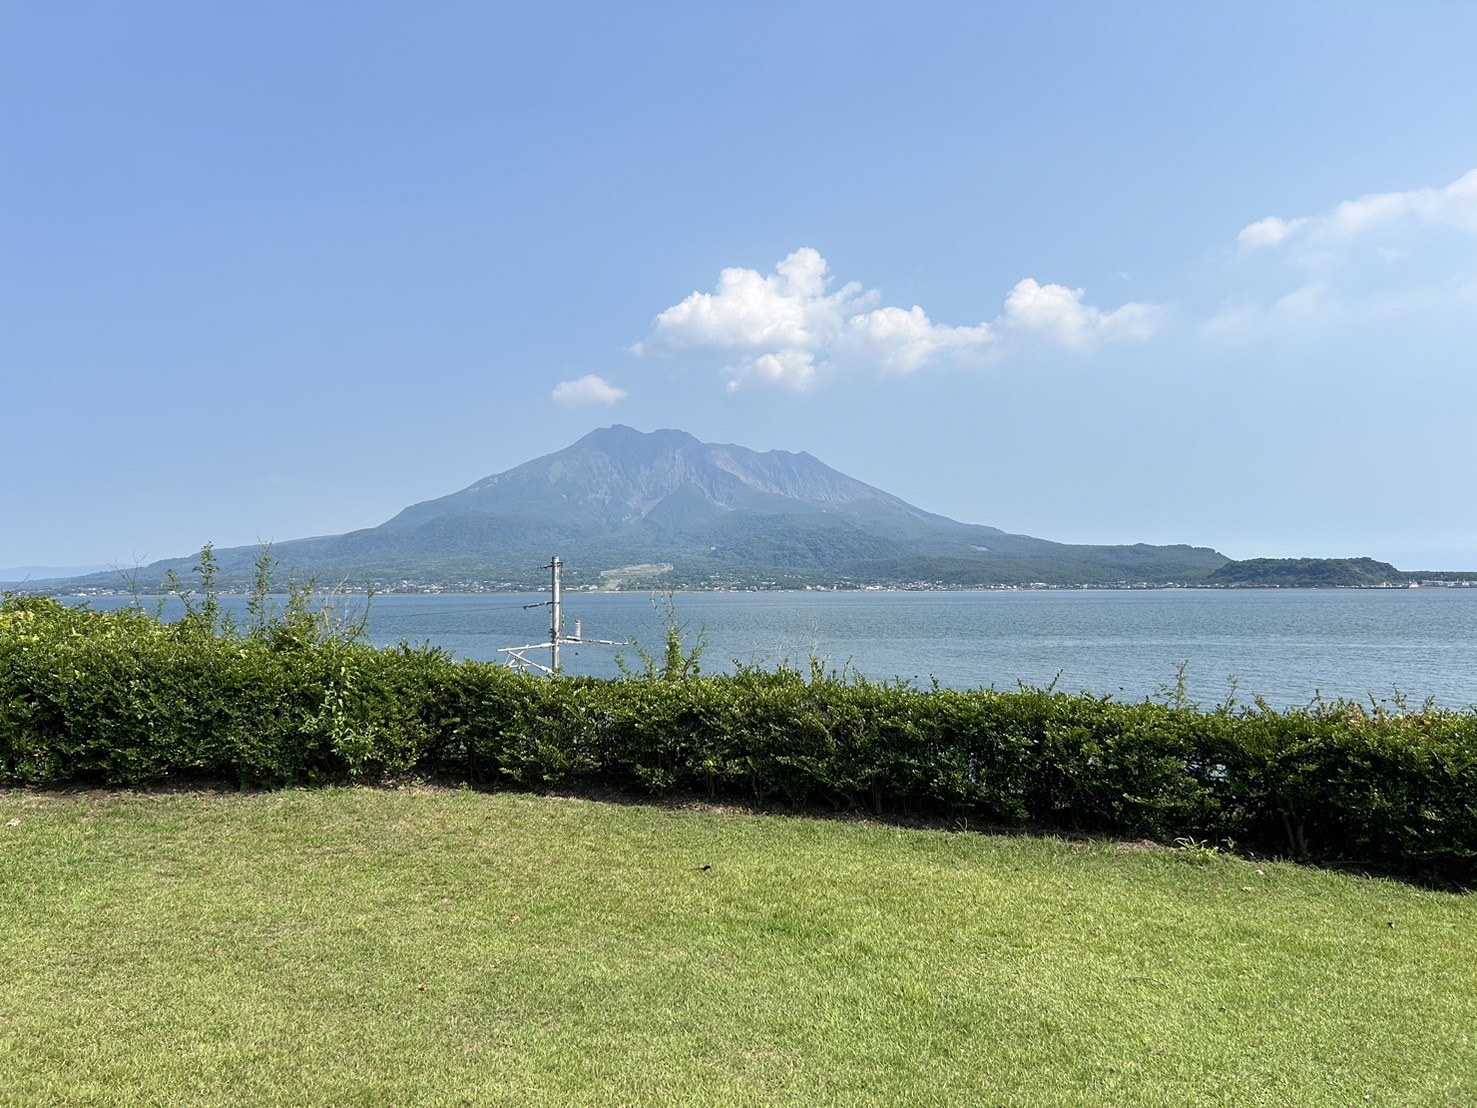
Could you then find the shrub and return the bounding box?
[3,562,1474,885]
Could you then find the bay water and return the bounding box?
[74,587,1477,710]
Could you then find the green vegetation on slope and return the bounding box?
[1207,557,1405,588]
[1,788,1473,1107]
[17,427,1232,592]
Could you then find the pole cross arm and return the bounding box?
[497,642,557,675]
[496,556,627,676]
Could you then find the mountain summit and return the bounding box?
[31,426,1231,591]
[384,425,954,535]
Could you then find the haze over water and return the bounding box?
[390,588,1477,709]
[85,588,1476,711]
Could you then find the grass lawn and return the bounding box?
[1,787,1473,1107]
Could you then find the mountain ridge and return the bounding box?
[10,426,1233,592]
[381,426,960,535]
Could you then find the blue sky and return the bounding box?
[4,1,1476,573]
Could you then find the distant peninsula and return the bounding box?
[1207,558,1475,589]
[1207,557,1405,588]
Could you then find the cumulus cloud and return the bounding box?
[635,248,872,389]
[637,248,1159,391]
[1237,168,1477,254]
[552,374,627,407]
[1001,279,1161,347]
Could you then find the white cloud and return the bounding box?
[1214,168,1477,339]
[837,306,995,375]
[638,248,1159,391]
[1000,279,1161,348]
[634,248,871,364]
[1236,216,1307,251]
[1237,168,1477,254]
[552,374,627,407]
[724,349,818,392]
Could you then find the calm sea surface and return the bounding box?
[76,588,1477,710]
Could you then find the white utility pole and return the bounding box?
[497,556,624,676]
[548,556,562,674]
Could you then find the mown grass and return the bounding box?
[1,788,1473,1107]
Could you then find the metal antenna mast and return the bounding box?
[498,556,624,675]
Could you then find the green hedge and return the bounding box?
[2,594,1474,885]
